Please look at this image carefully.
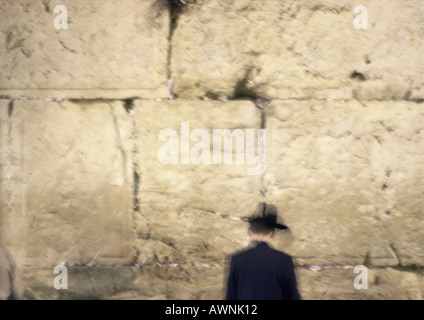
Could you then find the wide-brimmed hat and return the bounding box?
[242,202,288,230]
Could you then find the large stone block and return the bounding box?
[5,99,134,266]
[134,100,263,266]
[22,264,424,300]
[105,266,170,300]
[0,0,169,98]
[166,266,225,300]
[21,266,147,300]
[264,100,424,266]
[297,267,424,300]
[20,265,225,300]
[171,0,424,100]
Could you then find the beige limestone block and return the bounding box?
[171,0,424,100]
[134,100,263,266]
[19,264,424,299]
[0,0,169,98]
[166,266,225,300]
[264,100,424,266]
[21,266,142,300]
[297,267,424,300]
[105,266,169,300]
[7,99,133,266]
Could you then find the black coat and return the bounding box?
[226,241,300,300]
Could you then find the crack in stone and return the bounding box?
[59,40,77,54]
[110,101,143,265]
[388,243,402,266]
[6,99,14,243]
[42,0,50,13]
[123,99,140,264]
[123,98,135,114]
[260,107,266,203]
[165,1,188,99]
[109,103,127,181]
[127,100,153,265]
[167,28,175,99]
[232,68,257,100]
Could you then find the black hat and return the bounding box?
[242,202,288,230]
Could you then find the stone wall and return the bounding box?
[1,0,423,300]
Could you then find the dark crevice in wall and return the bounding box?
[389,243,402,266]
[133,169,140,212]
[125,98,140,264]
[68,98,116,105]
[159,0,191,99]
[6,99,14,242]
[259,107,267,203]
[362,251,371,267]
[125,98,139,214]
[364,55,371,65]
[8,99,14,117]
[154,0,188,15]
[232,68,257,100]
[123,98,135,114]
[42,0,50,13]
[166,14,175,99]
[151,0,190,94]
[260,109,266,129]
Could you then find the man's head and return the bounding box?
[248,221,275,241]
[244,202,288,242]
[248,220,275,235]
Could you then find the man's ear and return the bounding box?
[269,230,276,239]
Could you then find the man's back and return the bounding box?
[226,241,300,300]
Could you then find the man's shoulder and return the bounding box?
[266,245,294,261]
[231,242,293,261]
[230,246,253,259]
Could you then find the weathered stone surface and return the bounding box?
[21,266,141,300]
[297,267,424,300]
[1,0,423,301]
[5,99,134,266]
[264,100,424,266]
[166,266,225,300]
[19,264,424,300]
[134,100,263,266]
[0,0,169,98]
[106,267,170,300]
[171,0,424,100]
[20,265,224,300]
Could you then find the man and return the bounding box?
[0,245,25,300]
[226,203,300,300]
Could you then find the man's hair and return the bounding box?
[249,221,274,235]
